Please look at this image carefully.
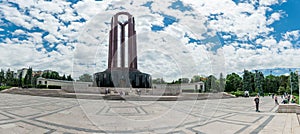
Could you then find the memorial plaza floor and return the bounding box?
[0,93,299,133]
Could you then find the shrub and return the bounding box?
[292,93,299,104]
[36,84,47,88]
[230,91,244,97]
[235,91,245,97]
[250,92,258,97]
[278,86,286,95]
[48,85,61,89]
[0,86,11,91]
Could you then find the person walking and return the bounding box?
[105,88,109,95]
[274,95,279,105]
[254,95,260,112]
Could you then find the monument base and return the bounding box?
[94,68,151,88]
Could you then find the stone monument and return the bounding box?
[94,12,151,88]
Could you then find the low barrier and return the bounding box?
[61,86,181,96]
[277,104,300,113]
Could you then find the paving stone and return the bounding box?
[190,121,247,134]
[0,93,298,133]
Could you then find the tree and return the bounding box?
[191,75,206,83]
[18,71,22,87]
[181,78,190,83]
[5,69,14,86]
[32,73,40,87]
[279,75,289,88]
[24,67,33,87]
[24,73,28,87]
[172,78,181,84]
[153,78,161,84]
[42,72,50,79]
[50,71,60,79]
[67,75,73,81]
[254,70,264,94]
[205,75,217,92]
[219,73,225,92]
[62,74,66,80]
[225,73,242,92]
[243,70,254,92]
[291,71,299,94]
[79,74,93,82]
[152,78,165,84]
[0,69,5,86]
[263,74,279,93]
[278,86,288,95]
[191,75,201,83]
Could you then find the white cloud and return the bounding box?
[0,0,297,81]
[13,29,25,34]
[0,4,33,29]
[261,38,277,48]
[183,0,279,40]
[267,12,282,24]
[44,34,59,43]
[259,0,287,6]
[283,30,300,41]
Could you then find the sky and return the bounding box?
[0,0,300,81]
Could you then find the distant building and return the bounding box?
[13,72,18,79]
[36,77,92,88]
[32,71,43,77]
[17,68,28,78]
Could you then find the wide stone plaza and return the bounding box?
[0,93,299,133]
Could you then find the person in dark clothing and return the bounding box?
[274,96,279,105]
[254,95,260,112]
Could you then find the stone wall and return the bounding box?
[37,77,93,88]
[277,104,300,113]
[153,82,205,92]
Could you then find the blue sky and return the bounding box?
[0,0,300,80]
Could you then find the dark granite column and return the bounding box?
[120,23,125,68]
[134,33,137,69]
[108,17,113,69]
[95,12,151,88]
[133,17,137,69]
[128,17,133,69]
[108,30,112,69]
[112,16,118,68]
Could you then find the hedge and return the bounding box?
[48,85,61,89]
[230,91,244,97]
[36,84,47,88]
[250,92,258,97]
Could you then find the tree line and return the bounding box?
[153,69,299,95]
[0,68,73,88]
[226,70,299,95]
[41,71,73,81]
